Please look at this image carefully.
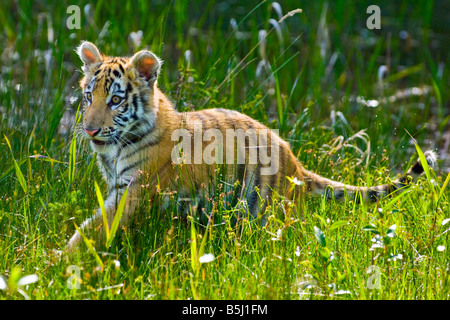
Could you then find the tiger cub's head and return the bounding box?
[77,41,162,154]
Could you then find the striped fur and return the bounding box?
[67,42,437,251]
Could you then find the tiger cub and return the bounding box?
[67,41,436,251]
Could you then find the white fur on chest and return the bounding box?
[96,147,140,188]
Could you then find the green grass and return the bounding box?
[0,0,449,300]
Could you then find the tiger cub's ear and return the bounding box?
[128,50,162,84]
[77,41,103,72]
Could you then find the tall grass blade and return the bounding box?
[106,187,129,248]
[189,215,198,273]
[438,172,450,203]
[406,130,437,201]
[413,142,436,197]
[68,106,82,186]
[68,134,76,186]
[274,72,284,128]
[382,189,413,212]
[189,215,199,300]
[0,158,27,184]
[4,135,28,193]
[329,220,348,231]
[29,154,67,164]
[198,223,209,263]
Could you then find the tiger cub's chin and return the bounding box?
[89,140,115,154]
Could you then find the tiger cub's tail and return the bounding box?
[303,151,437,202]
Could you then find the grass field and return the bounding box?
[0,0,449,300]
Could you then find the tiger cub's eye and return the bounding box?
[111,95,122,105]
[85,92,92,102]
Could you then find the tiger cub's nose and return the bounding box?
[84,127,101,137]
